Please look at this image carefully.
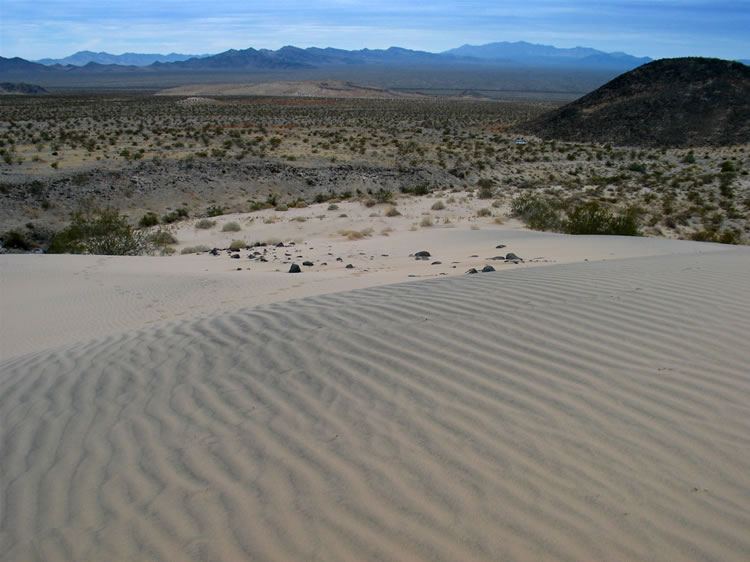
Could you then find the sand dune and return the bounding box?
[2,247,750,561]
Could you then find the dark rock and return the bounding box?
[466,268,478,274]
[505,252,521,260]
[482,265,496,272]
[431,261,442,265]
[259,257,268,262]
[288,264,301,273]
[231,253,240,259]
[415,250,431,257]
[496,244,506,249]
[209,248,219,256]
[276,242,285,247]
[320,262,327,266]
[345,264,354,269]
[336,257,343,262]
[489,256,505,260]
[302,261,314,266]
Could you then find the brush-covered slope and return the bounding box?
[518,57,750,147]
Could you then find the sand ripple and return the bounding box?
[2,249,750,561]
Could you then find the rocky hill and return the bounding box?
[0,82,48,94]
[517,57,750,147]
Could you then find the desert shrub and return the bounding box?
[181,245,211,254]
[163,207,189,224]
[385,206,401,217]
[420,217,434,227]
[148,230,178,247]
[275,204,289,212]
[0,230,31,250]
[477,208,492,217]
[431,200,445,210]
[476,178,495,199]
[692,230,739,244]
[206,205,224,217]
[221,221,241,232]
[374,189,393,204]
[229,239,247,250]
[511,193,561,231]
[327,203,339,211]
[339,228,373,240]
[49,203,144,255]
[138,213,159,228]
[195,218,217,229]
[562,202,640,236]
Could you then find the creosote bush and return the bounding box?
[221,221,241,232]
[562,201,640,236]
[195,218,217,229]
[49,203,145,255]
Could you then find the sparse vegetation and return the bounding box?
[221,221,241,232]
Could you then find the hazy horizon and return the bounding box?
[2,1,748,62]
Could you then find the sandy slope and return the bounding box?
[1,246,750,561]
[0,195,730,358]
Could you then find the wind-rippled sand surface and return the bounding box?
[2,249,750,561]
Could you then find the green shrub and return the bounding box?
[148,230,178,247]
[385,206,401,217]
[1,230,31,251]
[50,203,144,255]
[431,200,445,210]
[327,203,339,211]
[374,189,393,204]
[221,221,241,232]
[195,218,217,229]
[138,213,159,228]
[206,205,225,217]
[511,193,561,231]
[163,207,189,224]
[477,207,492,217]
[229,239,247,250]
[563,202,640,236]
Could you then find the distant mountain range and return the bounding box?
[35,51,211,66]
[442,41,652,67]
[11,41,652,72]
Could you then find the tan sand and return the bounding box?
[1,212,750,560]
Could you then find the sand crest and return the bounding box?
[2,247,750,561]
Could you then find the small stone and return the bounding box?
[209,248,219,256]
[336,257,343,262]
[505,252,521,260]
[415,250,431,258]
[231,253,240,259]
[302,261,314,266]
[496,244,506,249]
[276,242,285,247]
[345,264,354,269]
[288,264,301,273]
[482,265,496,273]
[466,268,478,274]
[431,261,442,265]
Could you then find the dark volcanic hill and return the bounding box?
[517,57,750,147]
[0,82,48,94]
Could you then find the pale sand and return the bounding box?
[1,215,750,560]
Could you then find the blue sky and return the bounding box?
[1,0,748,61]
